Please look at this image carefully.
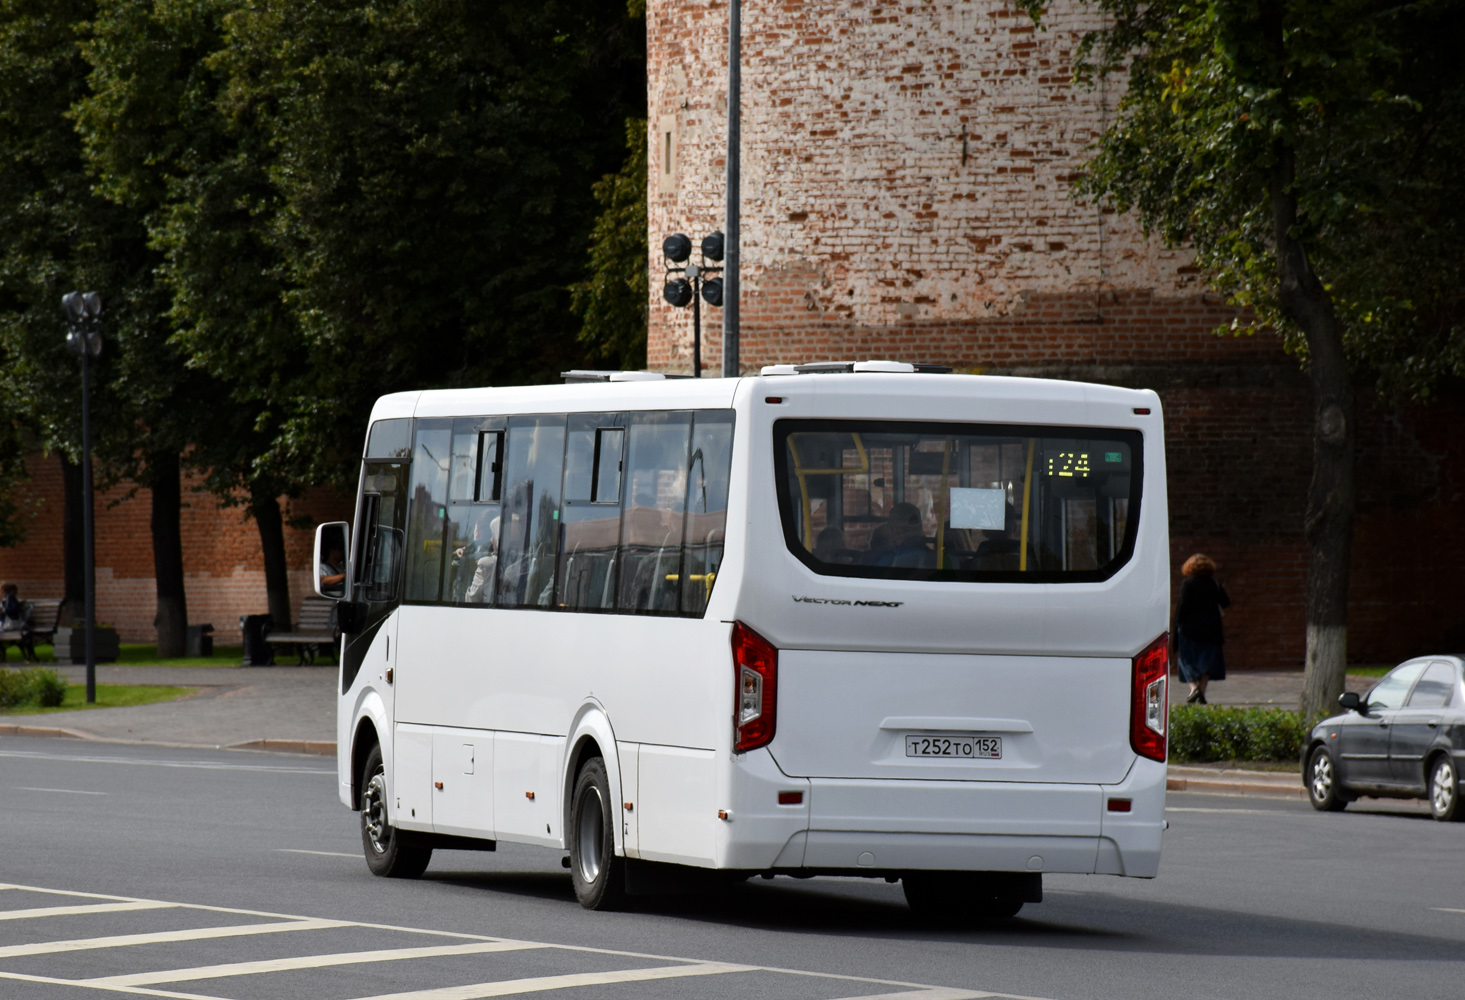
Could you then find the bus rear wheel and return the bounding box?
[569,757,626,910]
[359,744,432,878]
[903,872,1030,922]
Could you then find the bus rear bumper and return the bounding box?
[725,753,1165,878]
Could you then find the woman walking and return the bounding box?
[1175,554,1230,704]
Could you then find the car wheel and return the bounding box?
[359,744,433,878]
[1307,746,1347,812]
[903,872,1027,922]
[569,756,626,910]
[1427,755,1464,822]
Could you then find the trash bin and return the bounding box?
[185,624,214,658]
[239,614,274,666]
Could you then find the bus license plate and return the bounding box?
[904,734,1002,759]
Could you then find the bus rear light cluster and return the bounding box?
[732,622,778,753]
[1130,633,1168,762]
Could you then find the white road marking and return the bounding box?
[0,918,349,959]
[0,970,222,999]
[0,900,175,921]
[0,882,1057,1000]
[0,749,332,774]
[14,786,107,795]
[1431,907,1465,915]
[825,990,992,1000]
[82,940,547,987]
[277,848,359,858]
[351,962,755,1000]
[1166,807,1276,815]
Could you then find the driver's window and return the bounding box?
[1365,662,1428,711]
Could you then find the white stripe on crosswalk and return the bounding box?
[823,990,993,1000]
[0,900,175,921]
[0,918,349,959]
[0,970,225,1000]
[351,961,755,1000]
[83,940,547,987]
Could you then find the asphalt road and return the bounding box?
[1,735,1461,1000]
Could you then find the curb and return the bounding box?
[1167,766,1305,799]
[227,739,337,756]
[1167,776,1305,798]
[0,724,88,741]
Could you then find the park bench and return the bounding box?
[0,598,64,663]
[264,597,339,666]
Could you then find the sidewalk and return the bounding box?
[0,663,336,754]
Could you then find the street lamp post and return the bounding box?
[661,232,725,376]
[62,291,102,704]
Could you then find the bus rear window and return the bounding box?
[775,420,1143,582]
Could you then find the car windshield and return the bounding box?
[774,420,1143,582]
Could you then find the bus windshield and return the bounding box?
[775,420,1143,582]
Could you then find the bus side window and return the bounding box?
[618,412,692,615]
[559,415,624,612]
[496,416,566,608]
[442,421,503,606]
[681,411,733,614]
[404,422,452,602]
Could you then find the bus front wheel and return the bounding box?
[359,744,432,878]
[569,757,627,910]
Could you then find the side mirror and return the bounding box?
[314,521,351,600]
[1338,691,1362,712]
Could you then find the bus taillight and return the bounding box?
[732,622,778,753]
[1130,633,1168,762]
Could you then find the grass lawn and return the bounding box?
[10,644,245,667]
[0,683,196,715]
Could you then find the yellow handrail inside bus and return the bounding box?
[1019,438,1035,572]
[663,572,716,601]
[788,434,869,550]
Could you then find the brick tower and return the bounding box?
[646,0,1465,668]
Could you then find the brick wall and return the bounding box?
[647,0,1465,668]
[0,453,353,644]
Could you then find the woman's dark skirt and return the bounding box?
[1177,634,1226,683]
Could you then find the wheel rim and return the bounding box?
[363,771,391,855]
[1431,760,1455,816]
[1311,752,1334,802]
[576,785,605,884]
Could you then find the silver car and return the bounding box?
[1303,655,1465,821]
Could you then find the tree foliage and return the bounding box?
[1045,0,1465,398]
[571,117,649,370]
[1021,0,1465,716]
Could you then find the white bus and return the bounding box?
[315,362,1170,917]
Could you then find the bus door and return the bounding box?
[346,461,408,730]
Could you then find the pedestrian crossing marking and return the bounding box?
[0,882,1053,1000]
[351,962,755,1000]
[83,940,548,987]
[823,990,993,1000]
[0,918,348,959]
[0,900,176,921]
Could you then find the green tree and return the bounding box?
[571,117,649,370]
[77,0,306,629]
[1021,0,1465,718]
[0,0,197,651]
[207,0,646,490]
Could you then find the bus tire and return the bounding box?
[903,872,1025,921]
[569,757,626,910]
[359,744,433,879]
